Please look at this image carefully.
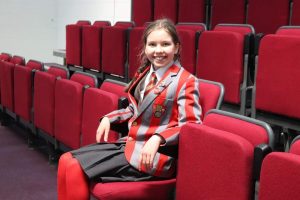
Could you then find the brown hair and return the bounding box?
[125,18,181,91]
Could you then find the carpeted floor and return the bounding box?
[0,124,57,200]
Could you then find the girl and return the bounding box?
[57,18,202,200]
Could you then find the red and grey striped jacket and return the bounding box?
[105,62,202,178]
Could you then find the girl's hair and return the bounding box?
[125,18,181,91]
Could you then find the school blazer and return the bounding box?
[105,62,202,178]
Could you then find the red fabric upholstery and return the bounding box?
[178,0,206,23]
[0,53,11,61]
[203,112,270,146]
[70,72,98,88]
[0,62,15,110]
[210,0,246,29]
[255,35,300,119]
[128,27,145,79]
[82,21,110,71]
[131,0,153,27]
[102,26,130,77]
[10,55,25,65]
[154,0,177,23]
[54,79,84,149]
[176,23,206,32]
[114,21,135,28]
[177,124,254,200]
[291,0,300,25]
[26,60,43,70]
[199,80,223,119]
[290,138,300,155]
[214,24,254,35]
[34,71,57,135]
[276,26,300,36]
[197,31,244,104]
[91,179,176,200]
[81,88,120,146]
[247,0,290,34]
[47,66,69,79]
[100,80,128,99]
[259,152,300,200]
[66,21,91,66]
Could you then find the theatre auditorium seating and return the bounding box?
[153,0,177,23]
[54,71,98,150]
[247,0,290,34]
[81,21,111,74]
[276,25,300,35]
[81,79,128,146]
[196,24,254,115]
[177,0,208,24]
[210,0,246,29]
[291,0,300,25]
[251,34,300,149]
[176,109,274,200]
[89,79,224,200]
[66,20,91,70]
[13,59,44,126]
[131,0,153,27]
[101,21,135,81]
[0,52,11,62]
[259,135,300,200]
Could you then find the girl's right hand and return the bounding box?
[96,117,110,143]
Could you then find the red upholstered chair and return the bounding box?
[276,25,300,36]
[34,66,69,142]
[291,0,300,25]
[210,0,246,29]
[176,109,274,200]
[176,23,206,74]
[259,135,300,200]
[177,0,207,24]
[102,21,134,81]
[251,34,300,149]
[247,0,290,34]
[66,20,91,70]
[154,0,178,23]
[82,21,111,73]
[131,0,153,27]
[54,72,98,151]
[81,79,128,147]
[89,79,224,200]
[196,24,254,115]
[14,60,44,125]
[0,56,25,114]
[0,52,11,61]
[128,26,145,79]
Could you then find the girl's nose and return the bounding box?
[155,45,163,53]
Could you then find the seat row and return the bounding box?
[132,0,300,34]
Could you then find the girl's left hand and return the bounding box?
[139,135,163,171]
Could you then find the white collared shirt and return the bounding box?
[140,61,175,101]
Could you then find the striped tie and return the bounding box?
[144,72,157,97]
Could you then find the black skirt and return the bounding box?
[71,142,160,183]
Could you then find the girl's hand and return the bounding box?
[96,117,110,142]
[139,135,163,171]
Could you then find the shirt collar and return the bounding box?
[150,61,174,82]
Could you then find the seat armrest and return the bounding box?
[253,143,272,181]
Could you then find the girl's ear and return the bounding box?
[175,43,180,54]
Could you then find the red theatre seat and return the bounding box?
[131,0,153,27]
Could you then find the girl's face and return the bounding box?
[144,28,179,69]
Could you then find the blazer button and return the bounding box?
[127,137,134,141]
[132,121,137,126]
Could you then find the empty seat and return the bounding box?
[291,0,300,25]
[154,0,178,23]
[196,24,254,114]
[66,20,91,69]
[102,22,134,81]
[251,34,300,148]
[210,0,246,29]
[0,56,25,113]
[0,53,11,61]
[247,0,290,34]
[34,66,69,140]
[82,21,111,72]
[176,23,206,74]
[54,72,98,150]
[276,25,300,35]
[177,0,207,24]
[131,0,153,27]
[14,60,44,123]
[90,78,224,200]
[176,109,274,200]
[259,135,300,200]
[81,79,128,146]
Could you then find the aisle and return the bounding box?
[0,124,57,200]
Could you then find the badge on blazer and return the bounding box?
[153,104,166,118]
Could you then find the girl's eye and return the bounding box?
[148,43,156,47]
[162,42,170,47]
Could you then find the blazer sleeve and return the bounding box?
[158,76,202,146]
[104,103,134,124]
